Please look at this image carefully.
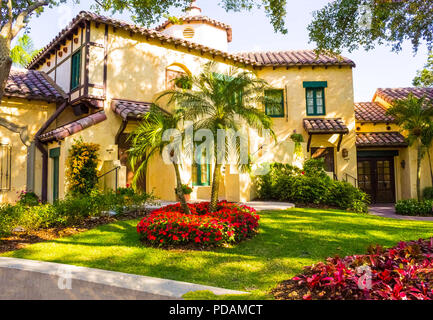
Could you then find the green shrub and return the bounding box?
[422,187,433,200]
[17,191,40,206]
[395,199,433,216]
[0,190,155,236]
[175,184,193,195]
[254,160,370,213]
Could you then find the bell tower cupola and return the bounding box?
[155,0,232,52]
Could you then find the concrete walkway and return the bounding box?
[369,203,433,221]
[146,200,295,212]
[0,257,247,300]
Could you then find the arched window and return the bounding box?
[166,64,192,90]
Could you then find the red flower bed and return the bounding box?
[273,238,433,300]
[137,201,259,246]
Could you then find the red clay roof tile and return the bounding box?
[356,132,407,147]
[5,68,66,102]
[303,118,349,134]
[355,102,395,123]
[238,50,355,67]
[39,110,107,143]
[374,88,433,103]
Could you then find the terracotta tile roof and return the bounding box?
[111,99,153,120]
[28,12,356,70]
[27,11,256,70]
[354,102,395,123]
[238,50,356,67]
[4,68,66,102]
[374,87,433,104]
[303,118,349,134]
[356,132,408,147]
[39,110,107,143]
[155,15,232,42]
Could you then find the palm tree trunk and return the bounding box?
[428,149,433,186]
[209,163,222,212]
[173,163,191,214]
[417,141,422,201]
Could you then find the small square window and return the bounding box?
[265,89,284,117]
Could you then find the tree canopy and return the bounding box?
[308,0,433,54]
[93,0,288,34]
[413,52,433,87]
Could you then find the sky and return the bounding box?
[20,0,430,102]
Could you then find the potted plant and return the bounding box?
[175,184,193,201]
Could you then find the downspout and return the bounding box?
[33,101,69,202]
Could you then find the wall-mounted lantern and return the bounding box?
[401,160,406,169]
[342,148,349,158]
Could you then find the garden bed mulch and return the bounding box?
[0,210,150,254]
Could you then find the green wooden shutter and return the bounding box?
[49,148,60,201]
[70,51,81,90]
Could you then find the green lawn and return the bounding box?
[2,208,433,299]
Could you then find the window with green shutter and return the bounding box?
[304,81,327,116]
[70,50,81,90]
[192,146,210,186]
[264,89,284,117]
[49,147,60,201]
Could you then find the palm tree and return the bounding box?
[128,104,191,214]
[10,35,40,68]
[159,62,276,212]
[386,94,433,200]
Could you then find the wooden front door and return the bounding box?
[357,157,395,203]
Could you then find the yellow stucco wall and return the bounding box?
[355,97,433,201]
[256,66,357,181]
[34,22,357,203]
[0,97,56,203]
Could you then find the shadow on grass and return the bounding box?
[3,208,433,292]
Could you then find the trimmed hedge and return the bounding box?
[255,159,370,213]
[395,199,433,216]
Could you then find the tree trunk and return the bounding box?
[428,149,433,186]
[417,141,422,201]
[173,163,191,214]
[209,163,222,212]
[0,36,12,102]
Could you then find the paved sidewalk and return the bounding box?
[146,200,295,212]
[369,203,433,221]
[0,257,246,300]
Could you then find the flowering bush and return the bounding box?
[274,238,433,300]
[137,201,259,246]
[66,138,100,196]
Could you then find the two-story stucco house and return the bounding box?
[2,3,430,205]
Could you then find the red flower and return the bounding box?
[137,201,260,247]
